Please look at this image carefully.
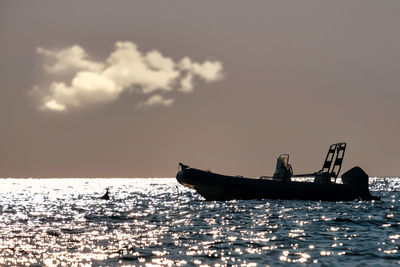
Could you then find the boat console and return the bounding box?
[266,142,347,183]
[272,154,293,181]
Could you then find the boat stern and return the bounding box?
[341,166,380,200]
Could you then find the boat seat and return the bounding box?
[315,142,346,183]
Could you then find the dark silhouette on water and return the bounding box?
[101,188,110,200]
[176,143,380,201]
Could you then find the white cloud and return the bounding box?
[41,72,122,111]
[43,100,66,111]
[179,57,224,82]
[36,45,104,73]
[138,94,175,108]
[34,41,224,111]
[102,42,180,93]
[179,73,194,93]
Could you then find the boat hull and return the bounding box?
[177,167,376,201]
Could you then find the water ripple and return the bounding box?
[0,178,399,266]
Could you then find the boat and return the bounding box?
[176,143,379,201]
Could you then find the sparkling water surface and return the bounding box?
[0,178,399,266]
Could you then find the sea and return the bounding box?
[0,177,399,266]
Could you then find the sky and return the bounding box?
[1,1,400,177]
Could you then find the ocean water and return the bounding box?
[0,178,399,266]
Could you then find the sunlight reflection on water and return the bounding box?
[0,178,399,266]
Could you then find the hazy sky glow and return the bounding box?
[1,1,400,177]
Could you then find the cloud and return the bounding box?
[36,45,104,73]
[137,94,174,108]
[179,73,194,93]
[179,57,223,82]
[34,41,224,111]
[42,72,122,111]
[102,42,180,94]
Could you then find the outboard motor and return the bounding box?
[341,166,379,200]
[273,154,293,182]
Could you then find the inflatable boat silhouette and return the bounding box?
[176,143,379,201]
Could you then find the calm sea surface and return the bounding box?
[0,178,399,266]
